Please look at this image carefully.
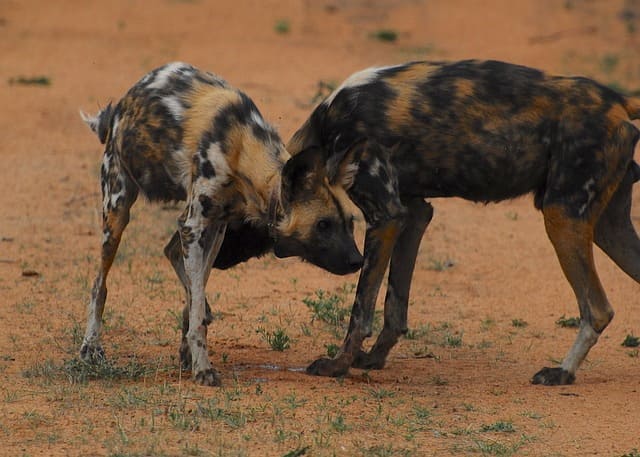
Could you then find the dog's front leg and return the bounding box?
[307,220,402,377]
[353,199,433,370]
[164,230,216,371]
[179,202,226,386]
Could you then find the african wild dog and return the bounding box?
[288,59,640,385]
[80,62,362,386]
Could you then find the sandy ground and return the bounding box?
[1,0,640,456]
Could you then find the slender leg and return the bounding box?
[306,219,403,376]
[178,189,226,386]
[164,231,214,370]
[532,205,612,385]
[594,165,640,282]
[306,140,407,377]
[81,152,138,362]
[533,122,638,385]
[352,199,433,369]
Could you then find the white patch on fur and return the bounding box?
[164,95,184,121]
[324,66,381,106]
[193,143,232,196]
[79,109,100,135]
[578,178,597,216]
[560,321,599,374]
[250,110,268,130]
[168,147,192,188]
[323,64,406,106]
[147,62,189,90]
[111,114,120,139]
[206,142,231,184]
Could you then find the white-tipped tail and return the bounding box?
[79,103,113,144]
[79,109,101,136]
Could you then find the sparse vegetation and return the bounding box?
[274,19,290,34]
[622,333,640,347]
[480,421,516,433]
[427,257,455,271]
[555,315,580,328]
[303,289,350,328]
[256,326,291,351]
[9,75,51,86]
[371,29,398,42]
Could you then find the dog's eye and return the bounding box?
[316,219,332,232]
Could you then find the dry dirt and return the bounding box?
[1,1,640,456]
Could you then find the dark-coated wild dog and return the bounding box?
[288,59,640,385]
[80,62,362,386]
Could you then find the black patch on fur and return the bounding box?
[200,160,216,178]
[213,222,273,269]
[199,194,214,218]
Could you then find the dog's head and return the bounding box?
[274,144,363,275]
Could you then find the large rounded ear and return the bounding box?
[327,138,366,190]
[281,146,327,206]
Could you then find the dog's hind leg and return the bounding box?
[164,231,215,371]
[352,199,433,369]
[532,206,610,385]
[81,151,138,362]
[594,163,640,282]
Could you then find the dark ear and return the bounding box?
[327,138,365,189]
[281,146,327,205]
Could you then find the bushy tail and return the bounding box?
[79,102,114,144]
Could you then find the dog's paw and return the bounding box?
[306,357,350,377]
[194,368,222,386]
[531,367,576,386]
[79,344,105,364]
[351,349,386,370]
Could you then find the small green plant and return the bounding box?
[371,29,398,42]
[505,211,519,221]
[622,333,640,347]
[325,343,340,358]
[443,332,463,347]
[555,315,580,328]
[303,289,349,327]
[621,449,640,457]
[511,318,528,328]
[274,19,290,34]
[427,257,455,271]
[480,318,495,331]
[473,438,519,456]
[282,446,310,457]
[600,53,620,75]
[257,327,291,351]
[330,413,348,432]
[480,420,516,433]
[9,75,51,86]
[367,387,396,400]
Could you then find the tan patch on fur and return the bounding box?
[182,82,242,155]
[277,180,356,240]
[386,63,437,130]
[453,78,475,98]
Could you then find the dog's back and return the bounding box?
[82,62,285,205]
[290,60,635,207]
